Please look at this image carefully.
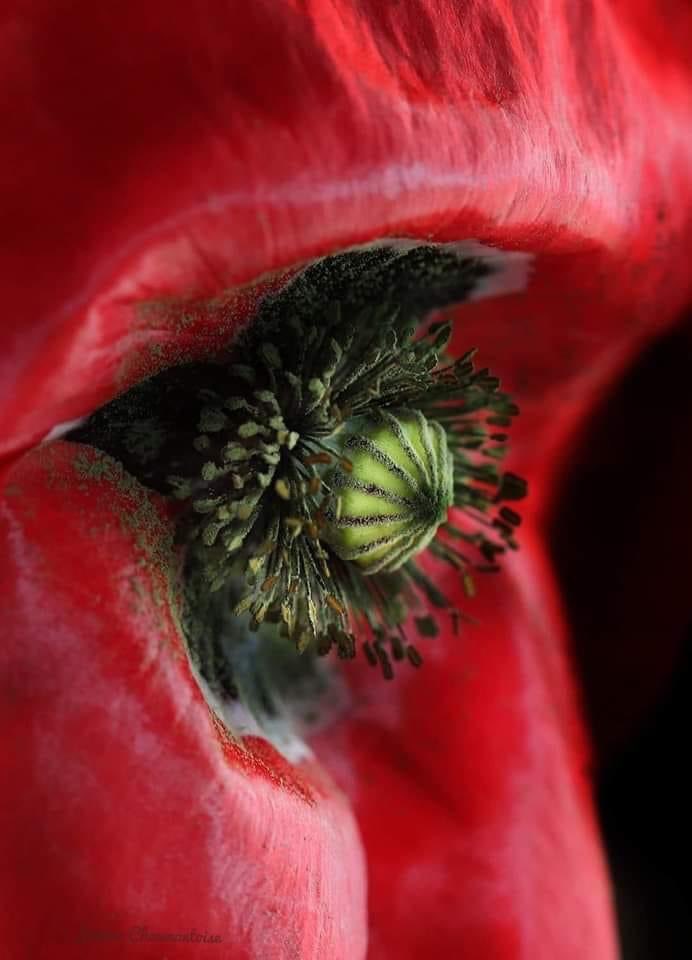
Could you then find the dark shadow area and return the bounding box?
[597,630,690,959]
[549,318,692,957]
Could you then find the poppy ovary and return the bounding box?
[325,408,455,575]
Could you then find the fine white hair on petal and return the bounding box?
[41,416,87,444]
[191,665,313,765]
[455,241,534,301]
[220,691,315,765]
[191,644,352,766]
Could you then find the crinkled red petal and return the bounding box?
[2,4,692,958]
[1,2,690,460]
[0,443,367,959]
[314,529,618,959]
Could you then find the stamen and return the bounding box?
[406,646,423,668]
[71,243,527,691]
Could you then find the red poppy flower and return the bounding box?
[1,3,691,959]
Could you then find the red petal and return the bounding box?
[3,5,692,958]
[1,2,691,459]
[314,530,618,959]
[0,443,367,959]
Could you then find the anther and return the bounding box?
[326,595,346,616]
[274,478,291,500]
[363,641,378,666]
[374,643,394,680]
[406,646,423,668]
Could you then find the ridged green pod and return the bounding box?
[327,408,454,574]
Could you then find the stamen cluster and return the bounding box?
[73,244,526,683]
[169,252,525,677]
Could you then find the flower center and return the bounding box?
[326,409,454,572]
[72,242,526,699]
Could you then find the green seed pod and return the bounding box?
[327,408,454,574]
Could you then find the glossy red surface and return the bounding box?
[1,2,691,958]
[0,443,367,959]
